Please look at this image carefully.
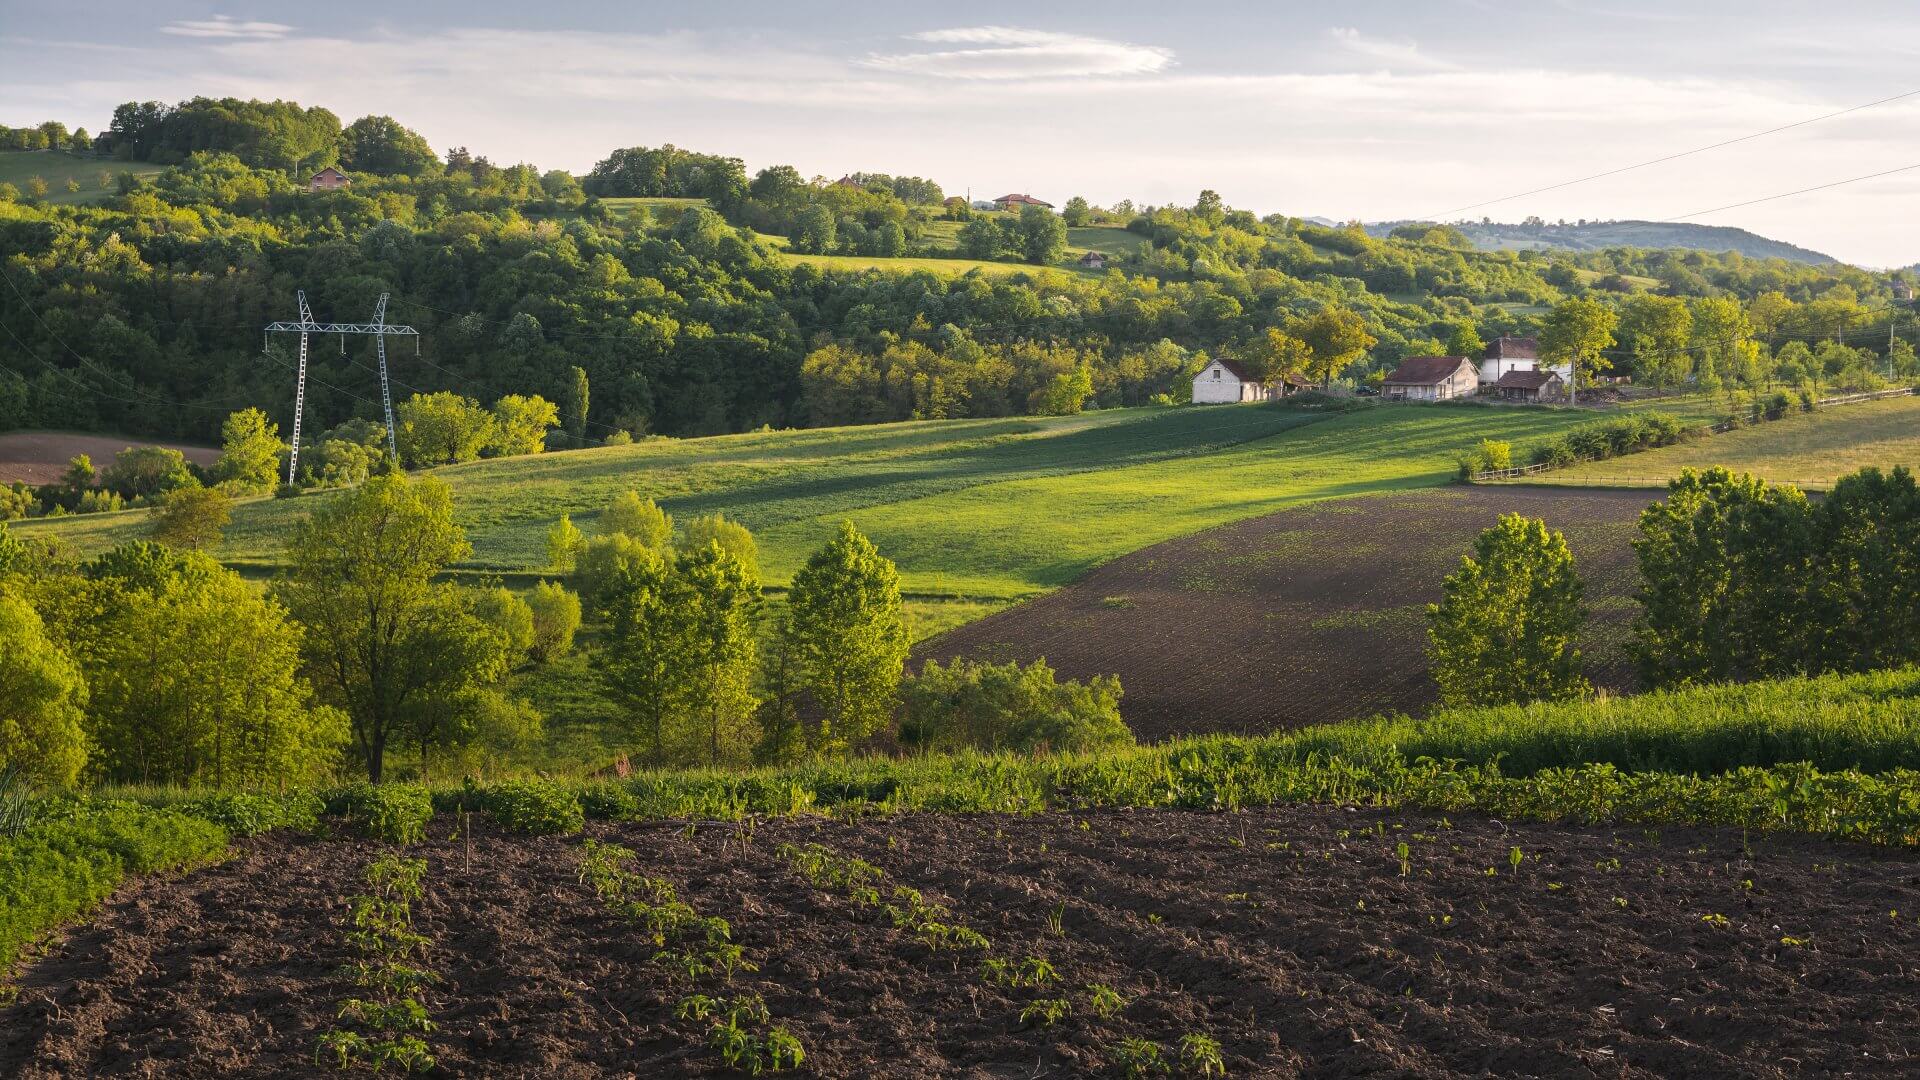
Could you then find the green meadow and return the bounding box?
[0,150,164,204]
[17,401,1594,603]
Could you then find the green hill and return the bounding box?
[1367,218,1836,265]
[14,401,1593,604]
[0,150,163,204]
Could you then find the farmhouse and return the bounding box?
[1382,356,1478,401]
[306,166,350,192]
[993,193,1053,212]
[1078,251,1109,269]
[1480,336,1571,383]
[1492,367,1566,402]
[1192,358,1267,403]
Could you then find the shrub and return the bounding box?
[0,806,228,971]
[176,791,325,837]
[481,778,584,835]
[899,658,1133,754]
[577,783,641,820]
[326,783,434,844]
[526,581,582,663]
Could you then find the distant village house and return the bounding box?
[307,166,350,192]
[1492,367,1566,402]
[1479,336,1570,384]
[993,193,1053,212]
[1191,359,1308,404]
[1077,251,1109,270]
[1381,355,1479,401]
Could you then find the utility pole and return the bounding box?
[264,291,418,485]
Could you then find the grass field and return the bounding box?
[0,150,163,204]
[596,195,705,225]
[1539,394,1920,489]
[13,402,1594,601]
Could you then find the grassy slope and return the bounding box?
[1541,395,1920,489]
[0,151,164,205]
[15,402,1592,599]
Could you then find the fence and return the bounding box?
[1470,387,1916,484]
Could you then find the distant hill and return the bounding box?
[1362,219,1837,266]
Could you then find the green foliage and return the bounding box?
[486,394,559,457]
[1017,204,1068,265]
[783,521,909,754]
[478,777,584,835]
[101,446,197,501]
[0,587,88,786]
[214,407,286,492]
[545,514,585,573]
[319,852,438,1073]
[339,115,439,176]
[1523,410,1698,468]
[601,490,673,548]
[174,791,325,837]
[0,805,227,972]
[472,586,536,662]
[1540,297,1619,394]
[900,657,1133,754]
[526,581,581,664]
[679,513,760,584]
[327,782,434,844]
[149,485,231,550]
[395,391,494,467]
[1426,514,1590,708]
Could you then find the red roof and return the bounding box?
[993,193,1053,208]
[1212,357,1257,381]
[1486,336,1539,360]
[1384,356,1474,385]
[1494,368,1561,390]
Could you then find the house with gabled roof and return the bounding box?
[1382,355,1478,401]
[993,193,1053,212]
[1493,367,1566,402]
[1191,360,1310,404]
[1480,336,1570,384]
[307,166,350,192]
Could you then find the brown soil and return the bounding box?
[0,431,219,486]
[918,486,1652,741]
[5,809,1919,1077]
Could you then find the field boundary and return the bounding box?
[1470,386,1916,483]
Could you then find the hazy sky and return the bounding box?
[4,1,1918,265]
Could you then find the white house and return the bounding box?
[1192,358,1268,404]
[1480,336,1571,384]
[1382,355,1479,401]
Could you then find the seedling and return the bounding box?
[1048,902,1067,936]
[1084,983,1128,1019]
[1701,912,1731,929]
[1019,997,1071,1028]
[1179,1033,1226,1076]
[1112,1036,1168,1078]
[1396,841,1411,877]
[1508,846,1525,875]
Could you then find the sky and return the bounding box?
[3,0,1919,266]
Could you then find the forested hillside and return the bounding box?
[0,96,1911,446]
[1366,218,1838,265]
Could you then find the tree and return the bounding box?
[783,521,909,753]
[395,391,494,467]
[472,586,536,664]
[1444,320,1485,359]
[1690,296,1758,394]
[102,446,195,500]
[213,407,285,491]
[1631,468,1816,687]
[1237,328,1312,384]
[601,491,672,549]
[1616,295,1692,387]
[1810,466,1920,673]
[1288,306,1377,387]
[899,657,1131,754]
[277,474,502,781]
[1062,196,1092,227]
[0,586,88,787]
[573,532,657,612]
[1017,204,1068,265]
[1425,514,1590,708]
[546,513,585,572]
[1540,297,1619,403]
[597,547,680,764]
[563,366,590,448]
[679,513,760,583]
[792,205,836,254]
[526,580,581,663]
[339,115,440,176]
[958,217,1004,260]
[150,486,230,550]
[487,394,559,457]
[1031,363,1094,416]
[672,543,761,766]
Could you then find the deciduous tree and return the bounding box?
[1426,514,1590,708]
[783,521,909,753]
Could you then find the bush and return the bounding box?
[577,783,641,821]
[0,806,228,971]
[479,778,584,835]
[1517,411,1698,472]
[899,658,1133,754]
[175,791,325,837]
[326,783,434,844]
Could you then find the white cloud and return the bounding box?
[862,26,1173,79]
[1328,27,1460,71]
[161,16,293,41]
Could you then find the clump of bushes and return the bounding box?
[176,791,325,837]
[326,783,434,844]
[1455,439,1512,480]
[0,805,228,971]
[1519,410,1699,471]
[899,658,1133,755]
[477,777,584,835]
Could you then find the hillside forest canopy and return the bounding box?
[0,94,1915,452]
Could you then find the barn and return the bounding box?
[1192,358,1269,404]
[1382,356,1479,401]
[1493,367,1566,402]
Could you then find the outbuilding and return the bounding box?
[1492,367,1566,402]
[1077,251,1109,270]
[1382,356,1479,401]
[1192,358,1269,404]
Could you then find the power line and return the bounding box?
[1662,161,1920,221]
[1417,85,1920,220]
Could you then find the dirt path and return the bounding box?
[917,486,1654,740]
[4,808,1918,1077]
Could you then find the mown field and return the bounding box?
[12,401,1595,603]
[1538,394,1920,489]
[921,485,1651,739]
[0,150,163,204]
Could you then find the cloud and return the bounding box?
[1328,27,1460,71]
[161,16,293,40]
[862,26,1173,79]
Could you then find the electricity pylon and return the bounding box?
[264,291,417,484]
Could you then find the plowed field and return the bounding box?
[919,486,1653,740]
[5,809,1916,1077]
